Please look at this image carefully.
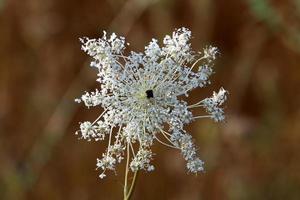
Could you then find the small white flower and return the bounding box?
[130,148,154,172]
[201,87,228,122]
[76,28,228,179]
[203,45,219,62]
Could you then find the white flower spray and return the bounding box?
[75,27,227,199]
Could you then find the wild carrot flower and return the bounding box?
[75,28,227,181]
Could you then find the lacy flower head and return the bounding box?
[75,28,227,179]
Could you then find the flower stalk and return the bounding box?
[123,143,139,200]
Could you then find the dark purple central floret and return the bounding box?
[146,90,154,99]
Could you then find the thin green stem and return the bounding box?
[123,143,130,199]
[126,171,139,200]
[123,143,139,200]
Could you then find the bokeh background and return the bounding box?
[1,0,300,199]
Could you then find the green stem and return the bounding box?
[123,143,139,200]
[126,171,139,200]
[123,143,130,199]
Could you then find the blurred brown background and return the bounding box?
[1,0,300,199]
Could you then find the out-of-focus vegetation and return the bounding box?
[0,0,300,199]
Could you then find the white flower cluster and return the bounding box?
[75,28,227,179]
